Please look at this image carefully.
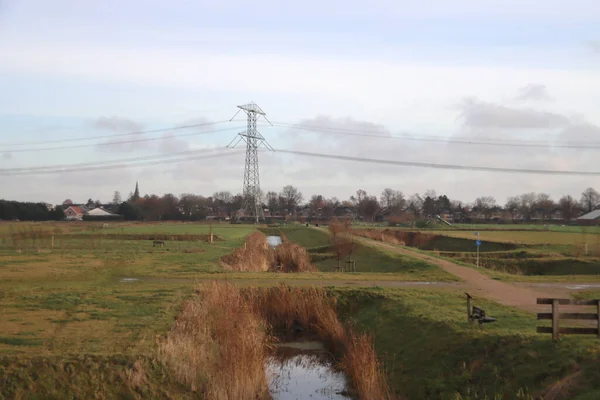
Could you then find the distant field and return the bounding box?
[281,226,456,279]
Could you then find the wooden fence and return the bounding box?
[536,298,600,341]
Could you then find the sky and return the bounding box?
[0,0,599,205]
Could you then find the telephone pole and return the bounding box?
[227,102,273,223]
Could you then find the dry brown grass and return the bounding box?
[271,242,316,272]
[222,232,315,272]
[160,282,394,399]
[158,281,271,399]
[353,228,433,248]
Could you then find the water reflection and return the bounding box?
[267,236,283,247]
[266,341,351,400]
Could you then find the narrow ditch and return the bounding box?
[158,282,394,399]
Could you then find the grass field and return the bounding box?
[2,221,600,398]
[336,287,600,399]
[281,226,456,279]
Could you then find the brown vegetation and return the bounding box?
[158,281,271,399]
[159,282,393,399]
[353,228,434,248]
[221,231,315,272]
[329,219,358,270]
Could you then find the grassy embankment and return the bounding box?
[335,287,600,400]
[353,227,600,281]
[280,225,457,281]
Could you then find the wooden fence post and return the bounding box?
[552,299,560,341]
[597,300,600,339]
[466,293,472,326]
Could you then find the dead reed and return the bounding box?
[221,232,315,272]
[160,282,394,399]
[158,281,271,399]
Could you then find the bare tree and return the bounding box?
[280,185,303,212]
[112,191,122,205]
[581,187,600,213]
[519,192,537,221]
[559,195,580,222]
[380,188,396,209]
[535,193,555,220]
[474,196,496,222]
[505,196,520,221]
[329,219,357,271]
[266,191,279,215]
[213,191,233,204]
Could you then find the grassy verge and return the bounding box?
[281,226,457,280]
[333,287,600,399]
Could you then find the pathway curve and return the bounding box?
[354,236,572,313]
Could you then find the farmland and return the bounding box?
[1,221,600,399]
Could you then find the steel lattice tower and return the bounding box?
[227,102,273,223]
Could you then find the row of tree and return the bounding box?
[0,200,65,221]
[100,186,600,222]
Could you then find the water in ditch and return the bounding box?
[267,235,283,247]
[266,340,352,400]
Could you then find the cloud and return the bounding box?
[2,152,11,160]
[587,40,600,54]
[559,122,600,142]
[90,116,143,133]
[458,98,570,129]
[515,84,553,102]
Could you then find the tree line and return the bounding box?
[109,186,599,222]
[4,186,598,223]
[0,200,65,221]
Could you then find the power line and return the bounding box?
[0,147,229,172]
[0,149,243,176]
[273,122,598,149]
[1,125,243,153]
[0,120,229,148]
[274,148,600,176]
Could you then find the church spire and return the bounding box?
[132,181,140,201]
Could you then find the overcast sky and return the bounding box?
[0,0,599,205]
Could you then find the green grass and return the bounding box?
[281,226,457,279]
[333,287,600,399]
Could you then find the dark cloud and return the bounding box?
[515,84,553,102]
[458,98,570,129]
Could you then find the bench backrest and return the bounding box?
[472,306,485,318]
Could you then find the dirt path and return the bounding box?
[356,237,572,313]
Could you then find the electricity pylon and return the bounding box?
[227,102,274,223]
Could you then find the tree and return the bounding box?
[519,192,537,221]
[474,196,497,222]
[86,198,95,208]
[329,219,357,271]
[380,188,396,209]
[407,194,424,216]
[309,195,325,213]
[266,191,279,215]
[213,191,233,204]
[360,196,380,221]
[422,196,436,216]
[280,185,303,212]
[436,195,451,213]
[559,195,580,222]
[119,201,144,221]
[505,196,520,221]
[161,193,180,220]
[112,191,122,205]
[581,188,600,213]
[535,193,555,220]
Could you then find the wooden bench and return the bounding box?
[466,293,497,327]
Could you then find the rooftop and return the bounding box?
[578,210,600,220]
